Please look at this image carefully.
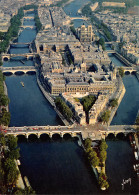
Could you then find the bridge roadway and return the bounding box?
[1,66,36,74]
[70,16,88,20]
[1,52,37,61]
[2,124,138,140]
[116,66,138,73]
[23,16,34,20]
[10,42,31,45]
[106,50,116,54]
[20,25,36,29]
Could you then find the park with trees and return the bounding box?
[84,138,109,190]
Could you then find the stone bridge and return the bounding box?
[23,9,34,14]
[11,42,31,46]
[70,17,88,20]
[1,66,36,74]
[2,124,138,140]
[4,125,81,138]
[20,25,36,29]
[120,66,138,74]
[23,16,34,20]
[106,50,116,54]
[100,125,137,136]
[1,53,37,61]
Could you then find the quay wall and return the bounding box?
[108,79,126,126]
[36,74,69,126]
[15,160,25,189]
[135,71,139,82]
[114,52,133,67]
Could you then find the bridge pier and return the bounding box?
[60,132,64,138]
[49,132,53,138]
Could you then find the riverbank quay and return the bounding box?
[136,71,139,82]
[15,160,25,189]
[62,0,74,7]
[108,77,126,126]
[3,81,9,112]
[36,72,70,126]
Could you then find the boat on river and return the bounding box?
[20,82,24,87]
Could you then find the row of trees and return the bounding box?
[109,98,118,108]
[55,97,73,120]
[84,138,109,189]
[0,70,10,126]
[96,38,105,51]
[55,0,70,7]
[101,110,111,124]
[0,134,35,194]
[70,26,78,40]
[0,8,24,53]
[0,134,20,193]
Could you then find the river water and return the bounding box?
[2,0,138,194]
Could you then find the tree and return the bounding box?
[4,158,19,186]
[84,138,92,149]
[97,38,105,50]
[99,139,108,151]
[88,149,100,167]
[99,172,109,189]
[99,150,107,163]
[0,56,3,66]
[0,94,9,106]
[0,136,6,147]
[101,110,111,124]
[8,148,20,160]
[7,135,18,150]
[118,67,124,77]
[90,151,100,167]
[110,98,118,108]
[81,95,96,113]
[55,97,73,120]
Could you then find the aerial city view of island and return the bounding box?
[0,0,139,194]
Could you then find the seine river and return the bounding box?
[2,0,138,194]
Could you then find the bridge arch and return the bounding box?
[17,134,27,142]
[28,134,38,141]
[116,132,125,139]
[131,71,136,75]
[40,133,50,141]
[52,133,62,140]
[125,71,130,75]
[3,56,10,61]
[63,133,72,140]
[15,71,25,75]
[26,71,36,75]
[3,72,13,76]
[106,133,115,139]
